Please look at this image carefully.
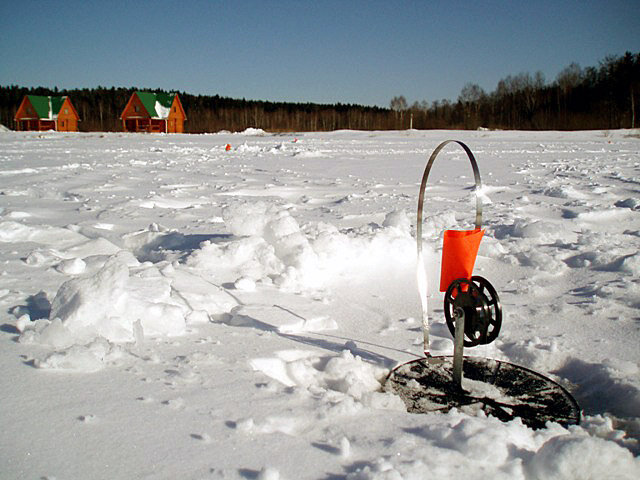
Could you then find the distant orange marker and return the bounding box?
[225,144,232,151]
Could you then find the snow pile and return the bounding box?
[19,251,187,347]
[14,203,416,365]
[238,127,267,135]
[188,202,415,291]
[250,349,404,412]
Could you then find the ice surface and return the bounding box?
[0,129,639,479]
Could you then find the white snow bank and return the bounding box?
[237,127,266,135]
[188,203,415,291]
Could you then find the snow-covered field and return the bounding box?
[1,128,639,479]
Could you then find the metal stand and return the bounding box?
[384,139,581,429]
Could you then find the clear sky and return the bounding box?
[1,0,638,107]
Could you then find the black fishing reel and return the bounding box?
[444,276,502,347]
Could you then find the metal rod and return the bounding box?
[452,308,465,388]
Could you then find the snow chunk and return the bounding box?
[45,252,187,345]
[222,202,273,237]
[382,209,411,232]
[234,276,256,291]
[56,257,86,275]
[35,337,125,372]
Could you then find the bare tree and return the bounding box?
[458,83,486,127]
[389,96,408,127]
[556,63,582,91]
[390,95,408,112]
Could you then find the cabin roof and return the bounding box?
[135,91,177,119]
[26,95,67,119]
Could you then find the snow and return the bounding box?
[238,127,267,136]
[1,128,639,479]
[154,100,171,119]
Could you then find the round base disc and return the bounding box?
[384,356,580,429]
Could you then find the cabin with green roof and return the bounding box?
[120,91,186,133]
[14,95,79,131]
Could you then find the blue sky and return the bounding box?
[1,0,638,107]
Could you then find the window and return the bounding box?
[135,105,140,112]
[64,108,69,114]
[173,107,176,112]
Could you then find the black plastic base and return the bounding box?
[385,356,580,430]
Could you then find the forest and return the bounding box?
[1,51,638,133]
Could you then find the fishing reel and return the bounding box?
[444,276,502,347]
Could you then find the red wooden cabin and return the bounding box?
[14,95,79,131]
[121,91,186,133]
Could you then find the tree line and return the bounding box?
[397,51,639,131]
[1,52,637,132]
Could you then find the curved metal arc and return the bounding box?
[416,140,484,355]
[416,140,483,258]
